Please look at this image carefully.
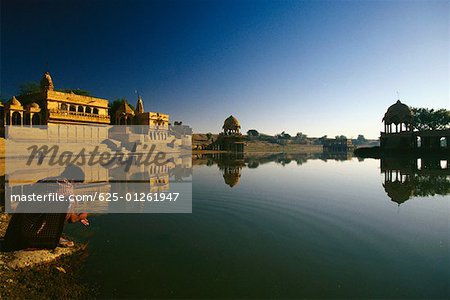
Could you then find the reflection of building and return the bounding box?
[210,115,245,152]
[381,156,450,205]
[217,155,245,187]
[380,100,450,151]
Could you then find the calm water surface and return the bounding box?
[68,154,449,298]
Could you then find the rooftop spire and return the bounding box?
[40,71,54,91]
[135,90,144,114]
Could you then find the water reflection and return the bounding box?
[193,153,450,205]
[381,156,450,204]
[193,152,353,188]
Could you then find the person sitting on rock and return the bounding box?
[2,164,89,251]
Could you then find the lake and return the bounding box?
[67,153,449,298]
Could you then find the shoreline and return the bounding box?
[0,211,96,298]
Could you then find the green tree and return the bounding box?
[58,88,91,96]
[247,129,259,137]
[19,81,41,95]
[206,132,213,140]
[335,135,347,140]
[411,107,450,130]
[356,134,367,145]
[18,81,92,97]
[317,135,328,145]
[279,131,291,139]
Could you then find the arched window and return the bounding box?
[85,107,92,114]
[61,103,68,110]
[416,136,421,148]
[78,106,84,113]
[11,111,21,126]
[69,105,76,112]
[93,108,99,115]
[24,113,30,125]
[440,137,447,148]
[32,114,41,125]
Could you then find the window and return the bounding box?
[11,111,21,125]
[32,114,41,125]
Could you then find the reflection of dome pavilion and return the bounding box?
[222,115,241,135]
[217,155,245,187]
[383,181,414,205]
[223,167,241,187]
[382,100,412,133]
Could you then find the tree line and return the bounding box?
[411,108,450,131]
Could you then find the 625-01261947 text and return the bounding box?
[84,192,180,202]
[9,192,180,203]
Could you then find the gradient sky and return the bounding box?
[1,0,448,138]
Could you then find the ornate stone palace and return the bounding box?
[380,100,449,152]
[0,71,170,131]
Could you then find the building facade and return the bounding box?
[380,100,449,152]
[2,71,170,130]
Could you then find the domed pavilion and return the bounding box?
[379,99,450,151]
[382,100,412,133]
[222,115,241,135]
[209,115,245,152]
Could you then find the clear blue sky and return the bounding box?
[1,0,448,138]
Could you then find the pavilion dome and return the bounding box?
[383,100,412,125]
[223,172,241,187]
[29,102,40,109]
[116,100,135,116]
[223,115,241,130]
[383,181,413,205]
[9,96,22,107]
[27,102,41,112]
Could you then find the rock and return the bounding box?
[6,247,78,269]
